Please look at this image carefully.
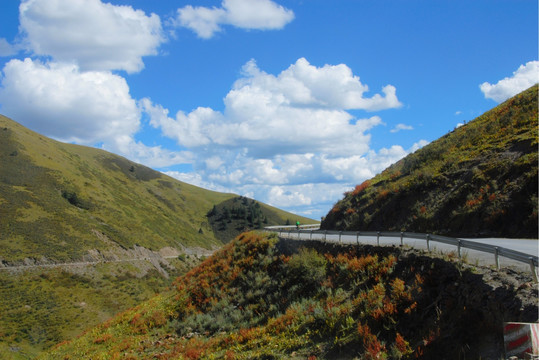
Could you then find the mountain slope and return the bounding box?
[321,85,538,238]
[0,114,312,263]
[1,116,229,262]
[38,232,538,359]
[0,115,313,358]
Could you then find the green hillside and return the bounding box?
[207,196,313,243]
[0,114,313,261]
[0,115,231,262]
[322,85,538,238]
[0,115,313,358]
[39,232,537,359]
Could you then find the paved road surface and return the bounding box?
[280,231,538,272]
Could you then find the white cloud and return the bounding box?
[480,60,539,103]
[142,57,410,217]
[0,58,139,144]
[114,138,194,169]
[164,170,233,194]
[163,139,424,219]
[390,123,413,133]
[0,38,17,56]
[267,186,311,207]
[0,58,190,168]
[19,0,165,73]
[175,0,294,39]
[143,58,400,158]
[237,58,401,111]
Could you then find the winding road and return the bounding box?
[271,226,538,274]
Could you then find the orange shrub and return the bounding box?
[390,171,402,180]
[357,322,385,359]
[395,332,412,354]
[377,189,390,201]
[93,333,113,344]
[352,180,371,196]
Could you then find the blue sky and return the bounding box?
[0,0,537,220]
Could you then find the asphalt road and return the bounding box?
[280,230,538,272]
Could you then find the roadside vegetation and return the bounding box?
[322,85,538,238]
[39,232,537,359]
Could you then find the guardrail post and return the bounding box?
[356,232,360,246]
[377,232,380,246]
[297,229,301,239]
[400,232,404,246]
[529,258,537,283]
[339,231,342,244]
[494,247,500,270]
[324,230,327,242]
[457,240,462,259]
[426,234,431,252]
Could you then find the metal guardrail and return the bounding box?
[264,225,539,282]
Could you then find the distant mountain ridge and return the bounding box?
[321,85,538,238]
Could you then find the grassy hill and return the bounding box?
[322,85,538,238]
[0,114,313,358]
[207,196,313,243]
[38,231,537,359]
[0,115,231,262]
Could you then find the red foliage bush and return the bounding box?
[352,180,371,196]
[92,333,113,344]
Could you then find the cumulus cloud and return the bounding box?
[0,1,191,168]
[19,0,165,73]
[409,140,429,152]
[0,58,190,168]
[0,58,139,144]
[390,123,413,133]
[480,60,539,102]
[116,138,194,169]
[175,0,294,39]
[142,57,416,217]
[143,58,401,157]
[141,57,415,215]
